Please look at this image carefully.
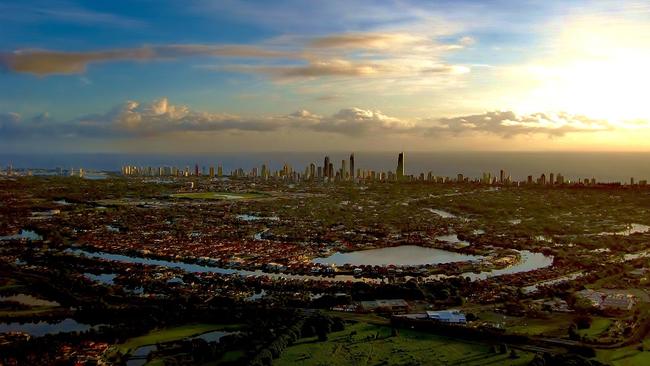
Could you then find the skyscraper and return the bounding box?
[350,153,355,180]
[324,156,331,179]
[396,152,405,180]
[309,163,316,180]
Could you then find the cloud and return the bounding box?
[0,45,295,75]
[224,59,386,79]
[427,111,613,137]
[1,30,470,82]
[308,33,426,49]
[0,98,630,141]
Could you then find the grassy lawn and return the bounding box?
[113,323,242,355]
[323,310,391,325]
[597,338,650,366]
[478,311,570,337]
[578,317,612,338]
[145,349,245,366]
[171,191,269,200]
[274,322,534,366]
[0,306,63,318]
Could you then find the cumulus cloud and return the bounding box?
[0,98,631,142]
[427,111,613,137]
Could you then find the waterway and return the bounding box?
[312,245,480,266]
[424,208,457,218]
[0,294,60,307]
[237,214,279,221]
[599,223,650,236]
[0,319,91,337]
[435,234,470,247]
[126,331,233,365]
[66,247,552,283]
[85,273,117,285]
[0,230,42,241]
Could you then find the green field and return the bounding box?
[112,323,242,355]
[323,310,391,325]
[274,322,534,366]
[578,317,612,339]
[478,311,571,337]
[171,191,269,200]
[0,306,63,318]
[597,339,650,366]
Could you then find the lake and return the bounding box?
[0,294,59,307]
[0,230,42,241]
[0,319,91,337]
[66,247,551,283]
[312,245,480,266]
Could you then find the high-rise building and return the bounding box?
[341,159,347,180]
[499,169,505,184]
[209,166,215,178]
[349,153,355,180]
[309,163,316,180]
[324,156,331,179]
[549,173,555,185]
[396,152,405,180]
[194,164,200,176]
[217,165,223,177]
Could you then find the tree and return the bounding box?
[574,314,592,329]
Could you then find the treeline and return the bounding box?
[248,312,345,366]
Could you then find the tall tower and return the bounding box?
[324,156,330,179]
[396,152,405,180]
[309,163,316,180]
[349,153,355,180]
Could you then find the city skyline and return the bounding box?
[1,1,650,153]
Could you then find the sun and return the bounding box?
[517,16,650,124]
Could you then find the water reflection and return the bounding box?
[424,208,457,218]
[312,245,480,266]
[0,319,91,337]
[0,294,59,307]
[66,247,552,283]
[0,230,42,241]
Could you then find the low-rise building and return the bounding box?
[425,310,467,324]
[359,299,409,313]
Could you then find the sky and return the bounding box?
[1,0,649,153]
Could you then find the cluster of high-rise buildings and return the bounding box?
[121,153,408,182]
[118,151,648,187]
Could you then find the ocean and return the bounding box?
[2,152,649,183]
